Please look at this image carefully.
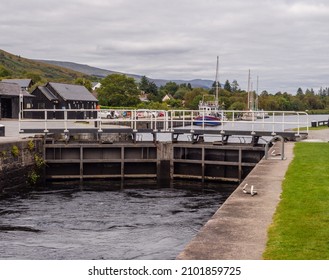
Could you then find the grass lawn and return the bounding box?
[294,125,329,131]
[263,142,329,259]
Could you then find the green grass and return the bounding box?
[293,126,328,131]
[263,143,329,259]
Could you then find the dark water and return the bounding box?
[0,182,235,260]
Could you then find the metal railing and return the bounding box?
[18,108,309,136]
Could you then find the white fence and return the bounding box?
[18,109,309,136]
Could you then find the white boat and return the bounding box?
[256,110,270,119]
[194,56,222,126]
[241,111,256,121]
[241,72,269,121]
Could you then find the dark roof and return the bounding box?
[1,79,32,88]
[0,82,33,97]
[48,82,98,102]
[38,86,58,102]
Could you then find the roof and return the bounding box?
[0,82,33,97]
[0,82,20,96]
[38,86,58,102]
[48,82,98,102]
[1,79,32,88]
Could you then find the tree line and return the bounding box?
[2,61,329,112]
[97,74,329,112]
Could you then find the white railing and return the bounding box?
[18,108,309,136]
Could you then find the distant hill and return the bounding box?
[35,60,138,79]
[37,60,214,89]
[0,49,91,83]
[0,49,214,88]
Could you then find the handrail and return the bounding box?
[265,135,286,160]
[18,108,309,136]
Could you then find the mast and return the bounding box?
[247,69,251,110]
[256,75,259,111]
[215,56,219,105]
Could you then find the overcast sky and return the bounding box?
[1,0,329,93]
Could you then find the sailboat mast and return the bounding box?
[247,69,251,110]
[256,75,259,111]
[215,56,219,105]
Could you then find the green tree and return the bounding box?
[231,80,240,92]
[229,101,245,110]
[26,72,42,84]
[74,78,93,92]
[160,81,179,96]
[184,88,208,109]
[98,74,140,106]
[224,80,232,92]
[166,98,183,108]
[174,87,191,100]
[296,87,304,96]
[138,76,158,95]
[139,76,149,92]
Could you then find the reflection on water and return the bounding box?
[0,182,236,260]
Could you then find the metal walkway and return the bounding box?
[18,109,309,144]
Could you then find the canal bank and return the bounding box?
[177,128,329,259]
[0,138,43,193]
[176,141,295,260]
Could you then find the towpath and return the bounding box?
[177,129,328,259]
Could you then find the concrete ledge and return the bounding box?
[176,142,295,260]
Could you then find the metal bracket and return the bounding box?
[242,183,257,196]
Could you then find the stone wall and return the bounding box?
[0,139,43,194]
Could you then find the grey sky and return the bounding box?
[1,0,329,93]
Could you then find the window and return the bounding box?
[38,103,45,109]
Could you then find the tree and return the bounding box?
[296,88,304,96]
[26,72,42,84]
[209,81,221,95]
[231,80,240,92]
[160,81,179,95]
[98,74,140,106]
[108,93,140,107]
[139,76,149,92]
[229,101,245,110]
[224,80,232,92]
[74,78,93,92]
[138,76,158,95]
[184,88,208,109]
[174,87,191,100]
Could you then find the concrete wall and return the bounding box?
[0,139,43,193]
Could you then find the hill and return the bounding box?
[38,59,214,89]
[0,49,91,83]
[0,49,214,88]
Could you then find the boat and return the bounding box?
[256,110,269,119]
[193,56,222,126]
[193,115,221,126]
[241,72,269,121]
[241,111,256,121]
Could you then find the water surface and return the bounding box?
[0,183,235,259]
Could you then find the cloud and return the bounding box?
[1,0,329,93]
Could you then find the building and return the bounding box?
[162,93,173,102]
[0,82,34,118]
[30,82,98,119]
[92,82,101,91]
[1,79,33,91]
